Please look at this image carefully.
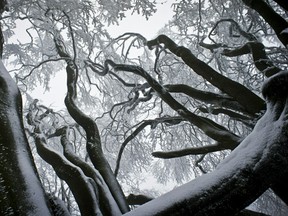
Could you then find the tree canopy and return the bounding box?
[0,0,288,215]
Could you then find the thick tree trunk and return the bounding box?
[0,61,52,215]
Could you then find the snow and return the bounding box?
[124,86,288,215]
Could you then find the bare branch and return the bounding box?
[152,142,234,159]
[163,84,249,115]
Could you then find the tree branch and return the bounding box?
[59,127,122,216]
[198,107,254,128]
[53,36,129,214]
[152,142,233,159]
[26,102,101,216]
[242,0,288,47]
[114,116,185,176]
[222,41,282,77]
[146,34,265,115]
[100,60,241,150]
[209,18,257,42]
[163,84,250,115]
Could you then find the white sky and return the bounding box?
[108,0,174,39]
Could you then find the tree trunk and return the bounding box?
[0,60,52,215]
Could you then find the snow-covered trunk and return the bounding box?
[0,60,52,215]
[124,71,288,215]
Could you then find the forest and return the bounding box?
[0,0,288,215]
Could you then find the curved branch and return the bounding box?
[222,41,282,77]
[199,36,227,52]
[146,35,265,115]
[34,133,101,216]
[53,36,129,213]
[59,128,122,216]
[114,116,185,176]
[209,18,257,42]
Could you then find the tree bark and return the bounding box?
[0,60,53,215]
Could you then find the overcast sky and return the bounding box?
[108,0,174,39]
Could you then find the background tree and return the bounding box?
[0,0,288,215]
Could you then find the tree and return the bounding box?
[0,0,288,215]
